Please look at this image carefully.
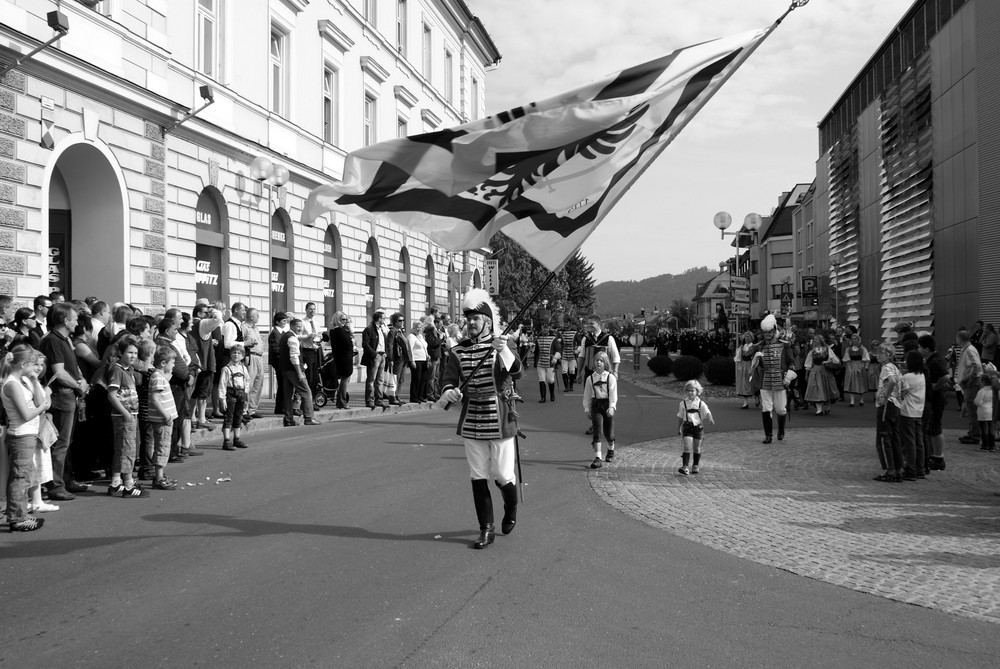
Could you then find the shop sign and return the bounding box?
[195,190,222,234]
[196,259,219,285]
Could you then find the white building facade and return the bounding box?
[0,0,500,324]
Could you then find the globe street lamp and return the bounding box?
[713,212,762,336]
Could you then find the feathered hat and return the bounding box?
[462,288,499,324]
[761,313,777,332]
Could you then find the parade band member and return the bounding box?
[750,314,796,444]
[440,289,523,550]
[534,328,562,403]
[560,327,579,391]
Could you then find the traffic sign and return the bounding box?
[730,276,749,289]
[731,303,750,315]
[732,288,750,302]
[628,333,643,347]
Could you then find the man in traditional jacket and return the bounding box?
[560,325,580,391]
[440,289,523,550]
[534,327,563,403]
[750,314,796,444]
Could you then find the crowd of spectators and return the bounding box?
[0,292,355,532]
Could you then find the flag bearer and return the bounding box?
[440,289,523,550]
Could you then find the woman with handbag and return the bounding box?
[804,333,841,415]
[3,345,52,531]
[328,312,356,409]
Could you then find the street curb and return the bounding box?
[189,401,441,440]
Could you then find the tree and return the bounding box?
[491,233,568,326]
[564,251,596,319]
[669,298,694,328]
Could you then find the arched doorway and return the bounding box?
[399,247,411,324]
[271,208,293,314]
[365,237,381,311]
[195,186,229,303]
[323,225,342,324]
[45,140,128,301]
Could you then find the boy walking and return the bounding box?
[219,343,250,450]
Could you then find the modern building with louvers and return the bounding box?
[0,0,499,323]
[801,0,997,340]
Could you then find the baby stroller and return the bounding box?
[313,348,340,410]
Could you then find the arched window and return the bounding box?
[399,247,411,324]
[473,268,482,289]
[194,186,230,304]
[270,207,293,314]
[425,254,435,312]
[323,225,342,322]
[365,237,381,310]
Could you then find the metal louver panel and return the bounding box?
[828,127,860,328]
[979,0,1000,326]
[879,52,934,339]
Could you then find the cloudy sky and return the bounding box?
[466,0,913,284]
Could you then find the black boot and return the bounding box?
[562,373,570,392]
[471,479,495,549]
[568,374,574,391]
[548,382,556,402]
[498,481,518,534]
[777,414,786,441]
[762,412,773,444]
[538,382,547,403]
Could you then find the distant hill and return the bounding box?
[594,267,716,316]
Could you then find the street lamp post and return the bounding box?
[713,211,762,336]
[829,253,842,326]
[781,275,792,320]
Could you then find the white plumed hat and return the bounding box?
[461,288,499,324]
[761,313,777,332]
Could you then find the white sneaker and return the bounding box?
[678,466,690,475]
[28,502,60,513]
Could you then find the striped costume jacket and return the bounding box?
[535,335,563,368]
[442,335,523,440]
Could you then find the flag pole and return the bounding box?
[441,269,561,504]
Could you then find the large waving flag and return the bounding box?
[303,28,768,271]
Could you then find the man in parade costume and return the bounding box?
[750,313,796,444]
[560,325,580,392]
[534,327,563,403]
[440,288,523,550]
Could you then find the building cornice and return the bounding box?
[360,55,390,83]
[394,84,418,108]
[317,19,354,52]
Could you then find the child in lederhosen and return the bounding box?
[677,380,714,475]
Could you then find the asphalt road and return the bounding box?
[2,376,997,668]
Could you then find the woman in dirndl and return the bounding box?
[804,333,841,415]
[733,331,757,409]
[842,333,870,407]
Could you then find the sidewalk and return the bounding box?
[190,376,439,441]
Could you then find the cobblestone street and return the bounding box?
[591,427,1000,623]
